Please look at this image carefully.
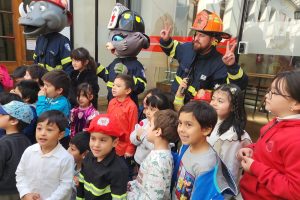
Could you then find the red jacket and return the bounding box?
[107,97,138,156]
[240,118,300,200]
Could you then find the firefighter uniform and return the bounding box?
[106,57,147,105]
[33,32,73,75]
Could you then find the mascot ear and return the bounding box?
[142,34,150,49]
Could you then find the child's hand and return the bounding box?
[241,156,254,173]
[127,181,132,191]
[136,127,143,138]
[124,153,133,158]
[237,148,253,160]
[74,176,79,186]
[38,88,46,96]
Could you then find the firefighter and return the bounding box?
[19,0,73,74]
[160,9,248,102]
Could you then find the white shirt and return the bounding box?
[16,143,74,200]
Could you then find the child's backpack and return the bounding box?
[0,64,13,90]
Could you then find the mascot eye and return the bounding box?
[112,35,125,42]
[40,5,46,12]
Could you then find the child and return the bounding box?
[11,80,40,143]
[16,110,74,200]
[67,131,90,200]
[173,101,237,199]
[70,47,99,108]
[0,92,23,138]
[77,114,129,200]
[0,101,33,199]
[130,93,172,165]
[238,70,300,199]
[128,109,179,199]
[11,65,27,85]
[107,74,138,178]
[36,70,71,118]
[70,83,99,138]
[24,64,48,88]
[138,88,162,122]
[208,84,251,185]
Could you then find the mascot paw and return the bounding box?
[114,63,128,74]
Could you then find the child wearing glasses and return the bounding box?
[238,70,300,199]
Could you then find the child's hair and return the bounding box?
[214,84,246,141]
[37,110,68,132]
[77,83,94,100]
[179,101,217,131]
[11,65,27,79]
[0,92,23,104]
[71,47,97,72]
[26,64,48,86]
[153,109,179,143]
[162,92,175,110]
[16,80,40,104]
[146,93,172,110]
[272,70,300,103]
[144,88,162,97]
[115,74,134,92]
[42,70,71,97]
[70,131,90,154]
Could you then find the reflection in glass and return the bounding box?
[0,13,14,36]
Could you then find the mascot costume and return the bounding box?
[18,0,73,74]
[105,3,150,104]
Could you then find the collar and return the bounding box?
[94,149,116,166]
[33,143,63,158]
[277,114,300,121]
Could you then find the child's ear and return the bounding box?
[155,128,162,137]
[201,127,212,137]
[291,101,300,112]
[88,94,94,101]
[58,131,65,140]
[84,60,89,66]
[125,88,132,95]
[112,138,119,147]
[56,88,64,95]
[9,118,19,126]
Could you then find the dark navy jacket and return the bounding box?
[106,57,147,105]
[160,38,248,102]
[33,32,73,75]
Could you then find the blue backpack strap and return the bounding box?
[171,145,189,191]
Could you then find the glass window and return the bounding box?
[0,0,15,61]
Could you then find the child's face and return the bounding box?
[146,117,157,143]
[72,59,86,72]
[36,120,64,153]
[112,78,131,98]
[265,80,296,117]
[89,132,118,162]
[78,92,93,108]
[145,106,158,120]
[0,114,12,129]
[178,112,209,146]
[210,90,231,120]
[43,80,62,98]
[68,143,84,163]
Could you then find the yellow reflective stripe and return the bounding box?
[169,40,179,58]
[107,81,113,88]
[111,193,127,200]
[38,63,63,71]
[84,182,111,196]
[133,77,146,87]
[227,68,243,80]
[188,85,197,96]
[78,173,84,183]
[226,77,230,84]
[174,95,184,105]
[96,64,105,75]
[61,56,71,65]
[175,75,182,84]
[33,53,37,59]
[160,40,174,49]
[105,69,109,74]
[76,197,84,200]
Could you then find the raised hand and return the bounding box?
[222,41,237,66]
[160,16,173,42]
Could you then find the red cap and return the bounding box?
[86,114,124,139]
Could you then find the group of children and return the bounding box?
[0,47,300,200]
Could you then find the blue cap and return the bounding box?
[0,101,34,124]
